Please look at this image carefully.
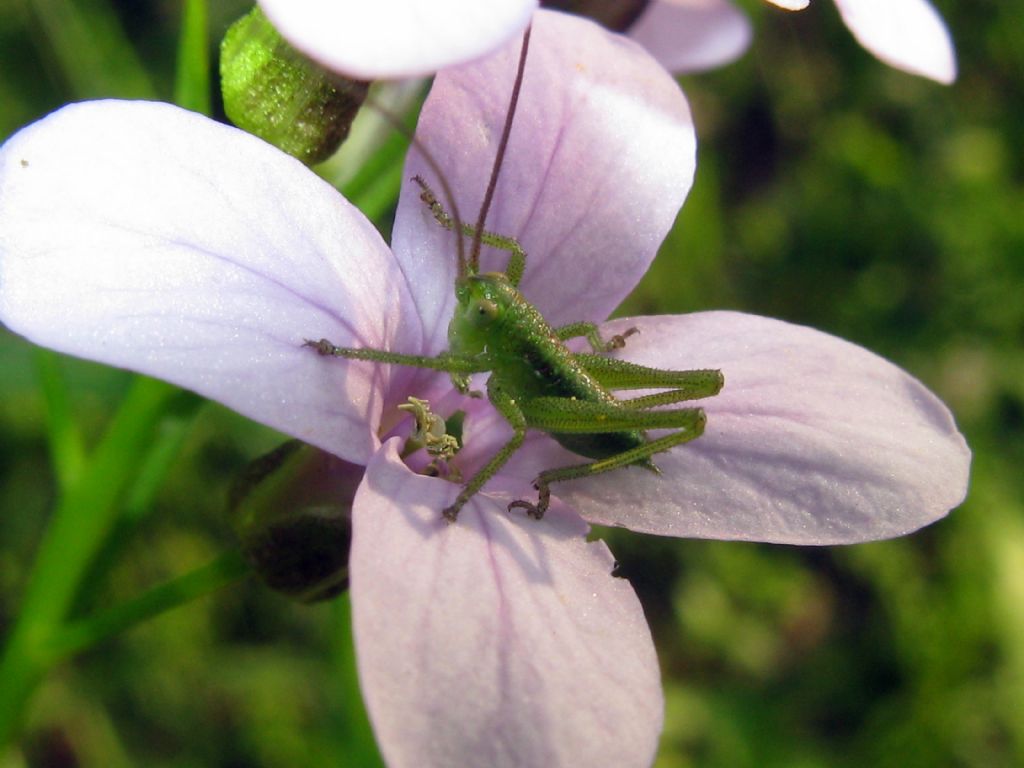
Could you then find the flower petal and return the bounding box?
[629,0,753,73]
[833,0,956,83]
[351,440,662,768]
[257,0,537,79]
[0,101,421,463]
[555,312,970,544]
[393,9,697,350]
[765,0,810,10]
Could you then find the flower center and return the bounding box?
[397,396,464,482]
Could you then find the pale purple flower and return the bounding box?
[623,0,753,72]
[258,0,954,85]
[827,0,956,82]
[259,0,751,77]
[562,0,957,82]
[0,10,968,768]
[672,0,957,82]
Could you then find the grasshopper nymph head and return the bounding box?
[448,272,513,357]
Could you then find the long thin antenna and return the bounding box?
[468,25,532,274]
[359,87,469,277]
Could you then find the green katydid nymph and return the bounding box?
[305,27,723,522]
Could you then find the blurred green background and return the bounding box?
[1,1,1021,766]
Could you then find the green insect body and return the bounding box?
[307,177,723,522]
[306,28,723,522]
[451,269,653,463]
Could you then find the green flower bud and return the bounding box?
[220,7,369,165]
[229,441,361,603]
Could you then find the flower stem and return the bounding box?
[339,124,410,227]
[174,0,210,115]
[330,598,385,767]
[32,348,86,492]
[0,376,182,746]
[72,393,207,609]
[27,0,156,99]
[43,551,250,665]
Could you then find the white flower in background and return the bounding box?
[256,0,955,84]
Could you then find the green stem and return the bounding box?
[72,395,206,613]
[122,397,205,525]
[32,349,86,492]
[174,0,210,114]
[0,376,181,746]
[350,152,407,230]
[28,0,156,99]
[330,598,384,767]
[339,126,409,215]
[44,551,249,664]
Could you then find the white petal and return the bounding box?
[258,0,537,79]
[351,440,663,768]
[765,0,811,10]
[0,101,421,463]
[833,0,956,83]
[630,0,753,73]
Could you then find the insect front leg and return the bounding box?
[304,338,489,377]
[508,397,707,519]
[412,175,527,286]
[555,321,639,353]
[442,380,527,522]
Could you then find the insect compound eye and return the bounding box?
[469,299,500,327]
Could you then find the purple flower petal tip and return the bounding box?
[350,440,663,768]
[559,312,970,545]
[394,10,697,347]
[630,0,753,73]
[834,0,957,84]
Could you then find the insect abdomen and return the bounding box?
[552,429,646,461]
[491,289,649,462]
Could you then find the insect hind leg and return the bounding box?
[412,175,527,286]
[508,402,707,519]
[575,354,725,399]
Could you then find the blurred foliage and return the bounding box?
[0,0,1021,766]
